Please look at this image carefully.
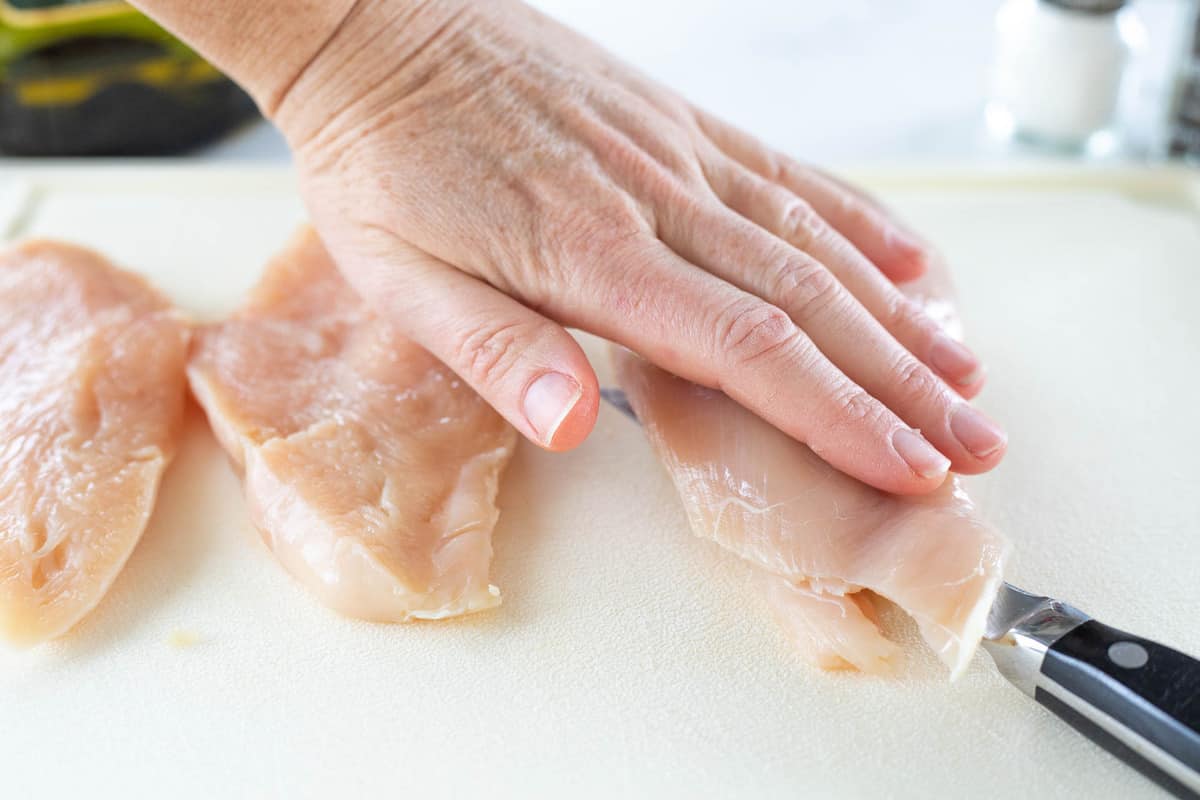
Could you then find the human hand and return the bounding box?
[238,0,1008,493]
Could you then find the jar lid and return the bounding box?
[1042,0,1127,13]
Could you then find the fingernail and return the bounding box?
[929,332,984,386]
[523,372,582,446]
[950,404,1007,459]
[892,428,950,479]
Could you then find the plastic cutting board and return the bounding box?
[0,164,1197,799]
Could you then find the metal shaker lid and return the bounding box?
[1042,0,1127,13]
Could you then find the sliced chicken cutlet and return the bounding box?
[188,227,517,622]
[613,264,1009,678]
[0,241,188,645]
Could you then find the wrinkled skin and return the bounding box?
[133,0,1007,493]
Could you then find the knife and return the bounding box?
[983,583,1200,798]
[600,387,1200,798]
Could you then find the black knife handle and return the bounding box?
[1036,620,1200,798]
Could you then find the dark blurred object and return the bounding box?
[0,0,259,156]
[1169,6,1200,160]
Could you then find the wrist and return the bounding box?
[272,0,483,147]
[129,0,364,115]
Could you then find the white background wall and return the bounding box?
[204,0,1192,164]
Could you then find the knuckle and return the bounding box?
[885,295,936,339]
[593,121,700,198]
[778,197,825,250]
[889,355,944,407]
[546,204,649,305]
[623,145,674,190]
[453,319,529,388]
[766,153,799,186]
[595,242,665,319]
[668,192,716,239]
[556,202,646,264]
[827,384,887,429]
[715,299,797,368]
[768,257,839,320]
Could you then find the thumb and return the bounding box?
[334,236,600,451]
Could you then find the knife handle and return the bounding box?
[1036,620,1200,798]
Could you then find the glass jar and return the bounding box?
[989,0,1145,152]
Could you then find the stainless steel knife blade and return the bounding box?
[599,386,635,422]
[980,582,1090,696]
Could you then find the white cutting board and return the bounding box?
[0,164,1197,800]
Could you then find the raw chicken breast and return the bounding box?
[613,267,1009,678]
[0,241,188,645]
[188,228,516,622]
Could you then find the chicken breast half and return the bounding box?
[0,241,188,645]
[188,228,516,622]
[613,264,1009,678]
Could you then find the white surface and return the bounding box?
[0,179,31,239]
[195,0,1190,164]
[0,166,1198,799]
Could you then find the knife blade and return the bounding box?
[601,387,1200,797]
